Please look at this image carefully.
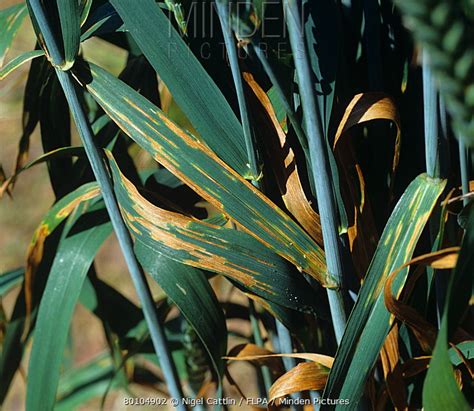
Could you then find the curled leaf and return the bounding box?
[225,343,333,369]
[334,93,401,276]
[243,72,323,245]
[107,153,319,313]
[75,62,330,286]
[384,248,460,352]
[269,362,329,405]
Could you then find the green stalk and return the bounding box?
[458,138,470,206]
[215,0,259,182]
[248,301,273,393]
[283,0,347,343]
[423,50,447,324]
[215,5,304,404]
[27,1,185,406]
[249,40,309,155]
[275,320,304,411]
[215,1,279,395]
[423,50,440,178]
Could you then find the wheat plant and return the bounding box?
[0,0,473,410]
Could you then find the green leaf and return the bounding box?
[135,245,228,380]
[80,3,124,42]
[324,174,446,409]
[0,49,44,80]
[74,62,329,286]
[27,182,100,257]
[448,341,474,366]
[109,0,249,176]
[56,353,117,411]
[107,152,318,314]
[422,205,473,410]
[79,0,93,27]
[0,268,23,296]
[26,204,112,411]
[56,0,80,68]
[0,3,28,67]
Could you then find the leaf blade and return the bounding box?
[0,3,27,67]
[109,0,249,175]
[324,174,446,408]
[74,62,329,286]
[26,208,112,411]
[107,152,318,314]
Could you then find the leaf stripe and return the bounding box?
[75,62,330,286]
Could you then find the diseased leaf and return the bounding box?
[244,72,322,244]
[323,174,446,408]
[0,49,44,81]
[380,325,407,410]
[0,146,84,198]
[107,152,318,313]
[24,183,100,319]
[74,62,330,286]
[334,93,402,276]
[269,362,330,406]
[225,344,334,369]
[334,93,401,173]
[384,248,461,352]
[423,205,474,410]
[26,204,112,411]
[135,245,228,381]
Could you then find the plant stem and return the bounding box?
[215,0,259,182]
[217,6,306,405]
[458,138,470,206]
[28,1,185,405]
[248,301,273,393]
[249,41,309,155]
[423,50,440,179]
[423,50,447,324]
[275,320,304,411]
[216,6,305,405]
[57,70,185,406]
[283,0,347,343]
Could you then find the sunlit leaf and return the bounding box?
[107,152,318,313]
[26,203,112,411]
[0,49,44,80]
[423,205,473,410]
[324,174,446,408]
[74,62,330,286]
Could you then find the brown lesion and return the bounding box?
[333,93,402,278]
[56,187,100,218]
[113,162,276,294]
[243,72,324,248]
[98,79,327,284]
